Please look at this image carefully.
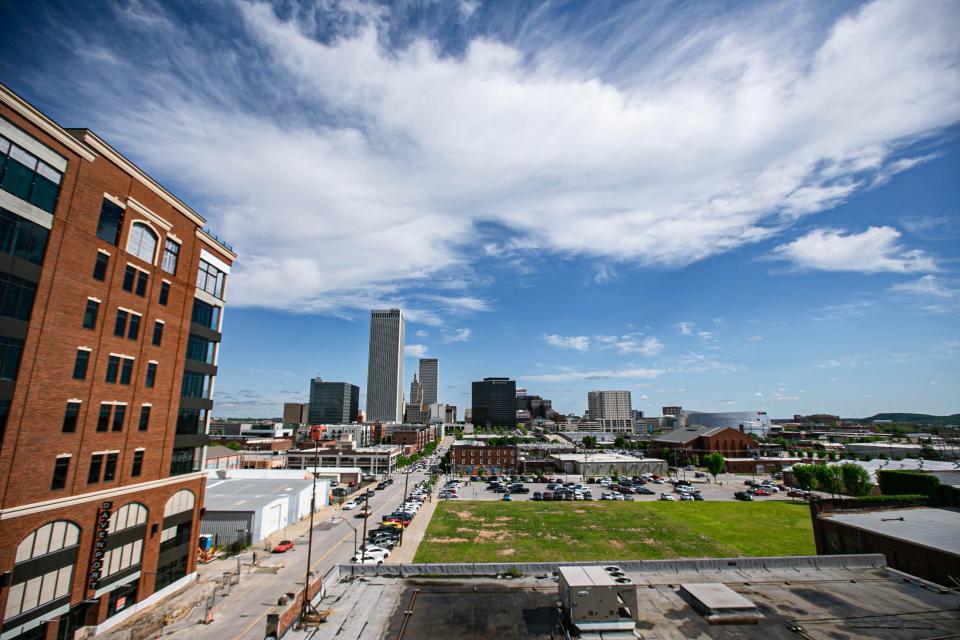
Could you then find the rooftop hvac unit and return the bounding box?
[558,566,638,638]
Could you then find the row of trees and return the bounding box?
[791,463,872,497]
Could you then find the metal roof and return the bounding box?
[821,507,960,556]
[203,477,317,512]
[653,425,727,444]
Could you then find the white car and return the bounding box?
[358,544,390,557]
[342,500,359,510]
[352,554,385,565]
[659,493,676,501]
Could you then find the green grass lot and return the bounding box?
[414,500,814,563]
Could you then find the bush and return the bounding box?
[878,470,940,496]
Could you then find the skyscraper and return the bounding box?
[308,378,359,424]
[418,357,438,405]
[471,377,517,427]
[0,84,235,638]
[588,390,634,434]
[409,374,423,405]
[366,309,404,422]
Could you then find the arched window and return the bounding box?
[157,490,195,591]
[163,489,195,517]
[126,222,158,264]
[102,503,148,579]
[5,521,80,624]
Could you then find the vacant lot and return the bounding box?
[414,500,814,563]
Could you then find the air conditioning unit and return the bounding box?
[558,566,638,638]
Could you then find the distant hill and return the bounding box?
[861,413,960,426]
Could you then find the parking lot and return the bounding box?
[440,472,804,503]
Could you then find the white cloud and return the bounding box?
[812,300,874,322]
[675,322,695,336]
[523,367,664,383]
[28,0,959,313]
[594,265,617,284]
[415,329,429,338]
[404,343,429,358]
[443,328,473,342]
[543,334,591,351]
[889,275,958,299]
[772,226,937,273]
[606,335,664,356]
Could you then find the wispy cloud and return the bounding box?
[812,300,875,322]
[13,0,958,313]
[523,367,664,383]
[442,327,473,343]
[404,343,429,358]
[889,275,957,299]
[543,334,591,352]
[771,227,938,273]
[675,322,695,336]
[545,333,664,356]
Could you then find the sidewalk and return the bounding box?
[387,484,440,563]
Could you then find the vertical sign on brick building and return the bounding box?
[88,501,113,592]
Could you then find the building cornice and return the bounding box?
[0,84,97,162]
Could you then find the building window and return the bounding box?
[159,281,170,306]
[114,309,128,336]
[186,334,215,363]
[145,362,157,388]
[181,371,209,398]
[176,408,205,435]
[128,313,140,340]
[120,358,133,385]
[122,265,135,292]
[88,454,103,484]
[97,404,111,432]
[152,321,163,346]
[0,273,36,321]
[112,405,126,432]
[0,336,24,380]
[0,207,50,265]
[136,270,148,296]
[162,240,179,275]
[6,520,80,622]
[126,222,158,264]
[62,401,80,433]
[93,251,109,280]
[51,457,69,490]
[170,448,198,476]
[106,355,119,383]
[96,198,124,245]
[191,298,220,329]
[132,451,144,477]
[83,299,99,329]
[72,349,89,380]
[104,452,118,481]
[0,137,63,214]
[138,405,151,431]
[196,260,226,299]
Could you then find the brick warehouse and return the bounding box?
[0,85,236,639]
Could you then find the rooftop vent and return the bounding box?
[680,583,760,625]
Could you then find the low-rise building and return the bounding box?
[812,506,960,588]
[204,445,242,470]
[652,425,756,464]
[550,453,667,477]
[286,445,400,476]
[391,425,434,452]
[451,440,519,475]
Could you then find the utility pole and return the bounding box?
[299,431,320,625]
[399,467,411,546]
[360,486,371,557]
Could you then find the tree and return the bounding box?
[613,436,627,448]
[839,462,872,496]
[582,435,598,449]
[813,464,843,497]
[792,464,817,491]
[703,452,725,483]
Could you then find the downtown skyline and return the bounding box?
[2,0,957,419]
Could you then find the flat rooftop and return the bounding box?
[203,477,316,511]
[820,507,960,556]
[288,555,960,640]
[551,453,663,463]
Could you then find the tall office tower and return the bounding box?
[409,374,423,405]
[365,309,404,423]
[418,358,438,405]
[588,390,633,420]
[283,402,309,425]
[471,377,517,427]
[662,406,682,417]
[0,84,236,639]
[308,378,360,424]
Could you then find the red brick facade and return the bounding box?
[0,85,235,638]
[451,443,519,474]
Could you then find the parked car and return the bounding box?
[636,487,655,495]
[659,493,676,501]
[543,491,554,500]
[510,487,530,494]
[532,492,543,501]
[376,482,388,490]
[679,493,694,501]
[272,540,295,553]
[752,489,771,496]
[355,506,373,518]
[342,500,359,510]
[502,494,512,501]
[693,492,704,501]
[734,491,754,501]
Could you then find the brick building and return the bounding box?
[390,425,434,453]
[0,84,235,639]
[450,440,519,475]
[651,425,756,465]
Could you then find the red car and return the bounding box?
[272,540,295,553]
[752,489,770,496]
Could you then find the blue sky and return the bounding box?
[2,0,958,418]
